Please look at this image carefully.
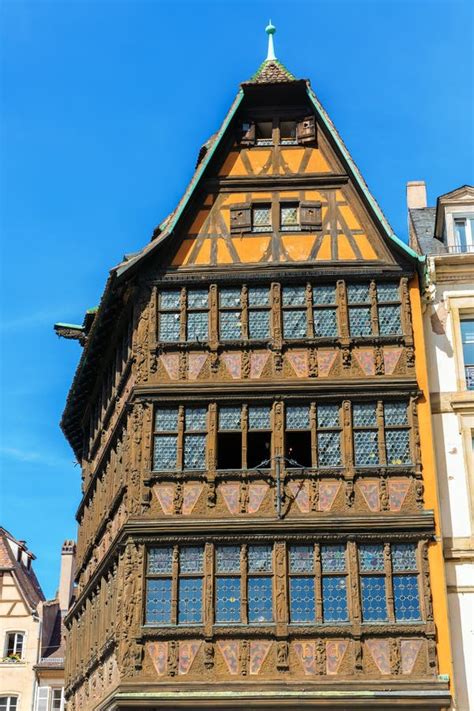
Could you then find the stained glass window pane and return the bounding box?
[349,307,372,336]
[155,408,179,431]
[248,407,271,430]
[289,545,314,573]
[347,284,370,303]
[360,575,388,621]
[153,435,177,470]
[353,403,377,427]
[146,579,172,624]
[219,288,241,307]
[252,207,271,232]
[248,545,272,572]
[377,283,399,302]
[248,577,273,623]
[283,310,307,338]
[185,408,207,430]
[160,290,181,309]
[392,544,417,572]
[322,576,348,622]
[314,309,338,337]
[187,289,208,308]
[159,312,180,341]
[148,547,173,574]
[178,578,202,623]
[313,286,336,305]
[248,287,269,306]
[317,431,342,467]
[187,312,208,341]
[219,407,241,430]
[317,404,340,428]
[286,406,310,430]
[249,310,270,339]
[184,434,206,469]
[321,545,346,573]
[379,305,402,336]
[215,577,241,622]
[354,430,379,466]
[384,401,408,426]
[216,546,240,573]
[281,205,299,230]
[282,286,306,306]
[386,430,411,465]
[220,310,242,340]
[393,575,421,621]
[359,544,385,572]
[289,577,315,622]
[180,546,204,573]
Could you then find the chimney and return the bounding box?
[407,181,427,209]
[58,540,76,612]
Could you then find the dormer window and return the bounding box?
[280,121,297,145]
[239,116,316,147]
[256,121,273,146]
[453,217,474,253]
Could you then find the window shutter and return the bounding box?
[230,203,251,233]
[36,687,49,711]
[240,122,256,146]
[300,202,322,230]
[296,115,316,144]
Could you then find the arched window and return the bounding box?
[4,632,24,660]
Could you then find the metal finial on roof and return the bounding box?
[265,20,276,61]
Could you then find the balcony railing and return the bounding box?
[447,244,474,254]
[465,365,474,390]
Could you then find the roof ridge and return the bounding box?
[247,58,297,84]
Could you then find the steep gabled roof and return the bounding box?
[0,527,45,611]
[248,58,297,84]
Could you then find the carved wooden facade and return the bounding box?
[60,57,452,709]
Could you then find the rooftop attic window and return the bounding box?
[280,120,297,145]
[256,121,273,146]
[452,216,474,253]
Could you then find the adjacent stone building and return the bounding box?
[59,27,453,710]
[408,181,474,711]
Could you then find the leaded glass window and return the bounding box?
[289,545,315,622]
[187,288,208,341]
[146,546,204,625]
[215,544,273,624]
[321,545,348,622]
[348,284,372,337]
[145,547,173,624]
[359,543,387,622]
[286,405,310,430]
[377,282,402,336]
[252,205,272,232]
[384,401,411,466]
[248,577,273,622]
[280,204,299,231]
[248,286,270,340]
[153,408,179,470]
[317,404,341,467]
[158,289,181,342]
[353,403,379,467]
[219,287,242,341]
[219,406,241,430]
[313,285,338,337]
[283,286,306,305]
[391,543,421,621]
[248,406,271,430]
[282,285,307,339]
[215,577,240,623]
[184,407,207,469]
[248,545,272,572]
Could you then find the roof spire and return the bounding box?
[265,20,276,61]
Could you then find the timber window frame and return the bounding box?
[219,287,242,341]
[153,406,208,471]
[352,401,412,468]
[186,288,209,342]
[216,404,273,471]
[238,115,316,147]
[4,631,24,660]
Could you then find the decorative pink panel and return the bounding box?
[188,353,207,380]
[354,350,375,376]
[147,641,167,676]
[217,640,239,675]
[287,351,309,377]
[250,352,269,379]
[182,483,203,514]
[160,354,179,380]
[294,641,316,675]
[318,351,337,377]
[288,481,310,513]
[366,639,390,674]
[388,479,410,512]
[318,481,341,511]
[401,639,423,674]
[326,640,348,674]
[383,348,402,375]
[249,640,272,675]
[220,483,240,514]
[153,484,174,515]
[222,353,241,379]
[248,483,268,514]
[358,480,380,512]
[178,640,201,675]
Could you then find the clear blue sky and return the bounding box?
[0,0,472,598]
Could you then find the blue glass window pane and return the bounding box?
[386,430,411,465]
[321,545,346,573]
[384,402,408,426]
[353,403,377,427]
[392,544,417,572]
[216,546,240,573]
[317,404,339,428]
[283,310,307,338]
[146,579,172,624]
[313,285,336,305]
[148,547,173,574]
[249,310,270,339]
[349,307,372,336]
[187,289,208,308]
[159,312,180,341]
[289,545,314,573]
[178,578,202,623]
[282,286,306,306]
[393,575,421,621]
[286,406,310,430]
[248,287,269,306]
[248,545,272,572]
[220,310,242,340]
[160,290,181,309]
[187,312,208,341]
[248,577,273,623]
[377,283,399,302]
[361,575,388,621]
[354,430,379,466]
[379,305,402,336]
[155,408,179,431]
[185,407,207,430]
[322,576,348,622]
[289,577,315,622]
[153,435,177,470]
[180,546,204,573]
[219,288,241,307]
[317,431,341,467]
[184,434,206,469]
[215,577,241,622]
[347,284,370,303]
[359,544,384,572]
[248,407,271,430]
[314,308,338,337]
[219,407,241,430]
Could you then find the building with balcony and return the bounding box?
[408,180,474,711]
